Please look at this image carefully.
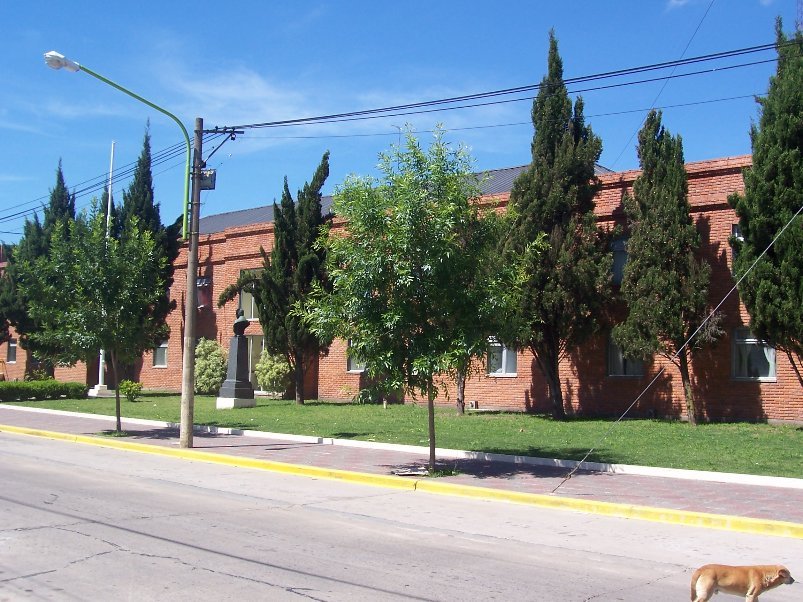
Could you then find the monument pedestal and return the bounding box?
[215,396,255,409]
[216,315,255,409]
[88,384,115,398]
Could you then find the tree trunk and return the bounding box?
[455,368,466,415]
[109,349,122,433]
[293,350,305,405]
[787,350,803,388]
[677,346,698,425]
[427,377,436,473]
[536,349,566,420]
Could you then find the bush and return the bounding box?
[194,338,227,394]
[118,379,143,402]
[253,350,291,395]
[24,367,54,382]
[0,380,89,402]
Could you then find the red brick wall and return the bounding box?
[316,155,802,422]
[11,155,802,421]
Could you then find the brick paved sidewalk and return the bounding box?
[1,404,802,526]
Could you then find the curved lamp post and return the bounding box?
[44,52,191,237]
[44,51,197,447]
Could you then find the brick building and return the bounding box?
[2,154,801,422]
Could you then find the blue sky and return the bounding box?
[1,0,795,243]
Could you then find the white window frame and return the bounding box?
[7,338,17,363]
[152,340,168,368]
[611,237,628,286]
[346,340,366,373]
[607,336,644,377]
[730,223,744,274]
[239,269,262,321]
[487,338,517,377]
[247,335,265,390]
[732,327,776,381]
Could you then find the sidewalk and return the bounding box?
[1,403,802,538]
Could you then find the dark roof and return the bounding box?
[199,163,612,235]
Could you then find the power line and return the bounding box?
[610,0,717,168]
[217,41,781,131]
[240,92,764,141]
[0,133,225,227]
[3,41,786,233]
[219,58,774,134]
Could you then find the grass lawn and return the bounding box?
[5,394,802,478]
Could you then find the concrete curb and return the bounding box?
[2,421,802,540]
[2,404,801,489]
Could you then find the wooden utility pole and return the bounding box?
[180,117,204,448]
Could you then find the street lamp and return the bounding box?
[44,51,199,447]
[44,52,192,238]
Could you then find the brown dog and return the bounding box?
[690,564,794,601]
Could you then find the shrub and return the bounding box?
[195,338,227,394]
[24,367,54,382]
[118,379,143,402]
[253,350,291,395]
[0,380,88,402]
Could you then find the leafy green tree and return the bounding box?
[0,162,76,375]
[729,19,802,360]
[17,204,166,432]
[502,31,610,420]
[302,130,515,471]
[219,153,332,404]
[613,110,722,425]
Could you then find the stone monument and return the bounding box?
[216,309,256,409]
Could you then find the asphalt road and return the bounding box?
[1,433,800,601]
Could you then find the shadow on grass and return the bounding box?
[330,431,372,439]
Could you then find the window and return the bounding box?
[346,340,366,372]
[238,269,262,320]
[197,276,212,309]
[7,338,17,363]
[487,339,517,376]
[611,237,628,285]
[153,341,168,367]
[732,328,775,380]
[247,335,264,389]
[607,336,644,377]
[730,224,744,274]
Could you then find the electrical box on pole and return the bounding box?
[200,169,216,190]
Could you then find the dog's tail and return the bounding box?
[690,568,700,602]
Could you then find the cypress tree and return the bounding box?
[0,162,76,374]
[728,19,802,358]
[43,160,76,235]
[118,127,180,362]
[264,152,331,404]
[503,31,609,420]
[218,153,332,404]
[120,126,159,233]
[613,110,721,425]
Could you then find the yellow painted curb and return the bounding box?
[3,423,802,539]
[0,424,414,492]
[413,479,803,539]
